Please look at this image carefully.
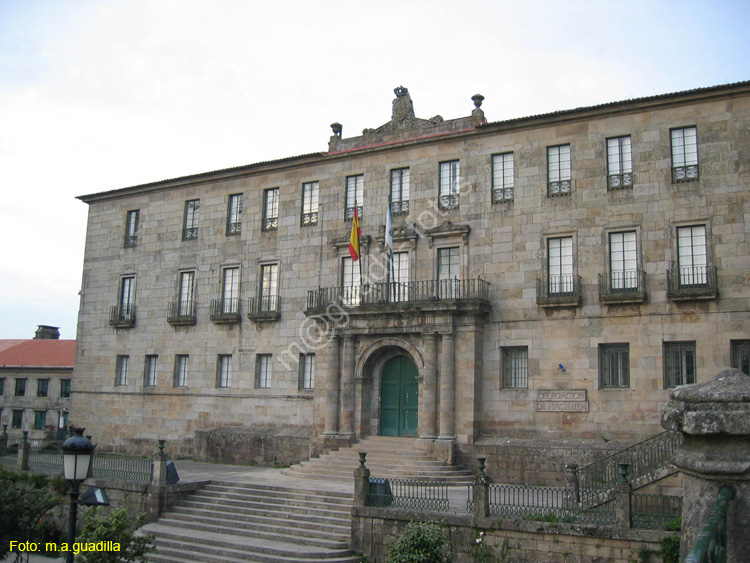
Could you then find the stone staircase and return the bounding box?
[282,436,474,483]
[142,481,363,563]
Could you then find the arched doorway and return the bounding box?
[380,355,418,436]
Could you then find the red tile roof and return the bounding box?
[0,340,76,368]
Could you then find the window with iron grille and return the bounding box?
[217,355,232,388]
[144,355,158,387]
[731,340,750,376]
[221,267,240,314]
[262,188,279,232]
[300,353,315,390]
[15,378,26,396]
[502,347,528,388]
[259,263,279,311]
[227,193,243,235]
[492,153,514,203]
[548,237,574,294]
[345,175,363,220]
[664,342,696,388]
[34,411,47,431]
[439,160,460,209]
[12,409,23,429]
[301,181,319,226]
[115,355,129,386]
[60,379,71,398]
[183,199,200,241]
[341,256,361,306]
[547,145,571,196]
[174,355,189,387]
[37,379,49,397]
[256,354,272,389]
[609,231,638,291]
[671,127,698,183]
[676,225,708,288]
[390,168,410,214]
[124,209,139,248]
[607,136,633,189]
[599,344,630,388]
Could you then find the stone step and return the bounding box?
[207,481,354,501]
[169,504,350,532]
[284,465,473,482]
[202,484,353,506]
[175,499,349,522]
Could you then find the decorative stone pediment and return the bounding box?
[425,221,471,247]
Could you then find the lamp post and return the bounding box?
[62,427,95,563]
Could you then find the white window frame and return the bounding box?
[178,271,195,316]
[217,355,232,388]
[301,181,319,226]
[548,237,574,295]
[437,246,460,298]
[115,355,129,386]
[547,145,571,196]
[390,251,410,302]
[390,168,410,214]
[174,355,189,388]
[144,355,158,387]
[300,353,315,390]
[439,160,460,209]
[676,225,708,288]
[256,354,272,389]
[125,209,139,248]
[262,188,279,232]
[492,153,514,203]
[607,136,633,189]
[227,193,243,235]
[341,256,361,306]
[609,231,638,291]
[671,126,699,183]
[119,276,136,319]
[221,267,240,314]
[259,263,279,311]
[183,199,200,241]
[345,175,364,220]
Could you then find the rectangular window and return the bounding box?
[390,168,410,214]
[259,263,279,311]
[174,355,189,387]
[221,267,240,314]
[12,409,23,429]
[676,225,708,288]
[60,379,71,398]
[345,175,364,220]
[547,145,571,196]
[492,153,514,203]
[609,231,638,290]
[548,237,574,294]
[58,411,68,430]
[300,353,315,390]
[15,378,26,396]
[124,209,139,248]
[256,354,272,389]
[439,160,460,209]
[37,379,49,397]
[34,411,47,431]
[390,251,410,302]
[119,276,136,320]
[671,127,699,182]
[262,188,279,232]
[437,246,460,298]
[227,193,243,235]
[115,355,129,386]
[341,256,361,306]
[599,344,630,388]
[731,341,750,376]
[183,199,200,241]
[144,355,158,387]
[217,355,232,388]
[301,181,319,226]
[502,347,528,388]
[0,377,4,395]
[607,136,633,189]
[664,342,696,388]
[178,270,195,316]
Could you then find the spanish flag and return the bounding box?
[349,206,361,261]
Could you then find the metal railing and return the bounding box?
[90,454,153,483]
[667,263,717,299]
[686,485,735,563]
[109,305,136,327]
[307,278,490,311]
[28,445,63,475]
[167,300,197,324]
[576,431,683,504]
[210,298,241,322]
[598,270,646,303]
[247,295,280,316]
[366,478,449,512]
[536,275,582,306]
[632,493,682,530]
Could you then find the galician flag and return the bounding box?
[349,205,361,261]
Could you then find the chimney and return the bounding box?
[34,325,60,340]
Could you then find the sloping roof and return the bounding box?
[0,340,76,368]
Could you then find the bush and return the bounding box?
[661,536,680,563]
[74,506,154,563]
[388,521,451,563]
[0,479,60,560]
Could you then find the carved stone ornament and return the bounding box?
[425,221,471,247]
[392,86,415,122]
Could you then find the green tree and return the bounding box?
[73,506,154,563]
[388,521,451,563]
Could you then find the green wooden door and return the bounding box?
[380,356,418,437]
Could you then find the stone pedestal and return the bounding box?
[661,368,750,563]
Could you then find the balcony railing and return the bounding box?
[548,180,571,197]
[391,200,409,215]
[598,270,646,304]
[210,298,241,323]
[301,211,318,227]
[607,172,633,190]
[167,300,197,325]
[536,275,582,307]
[247,295,281,322]
[109,305,136,328]
[672,164,699,183]
[182,227,198,241]
[306,278,490,313]
[667,264,717,301]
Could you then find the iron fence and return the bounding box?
[367,478,449,512]
[632,493,682,530]
[90,454,153,483]
[28,446,63,475]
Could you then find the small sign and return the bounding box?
[536,389,589,412]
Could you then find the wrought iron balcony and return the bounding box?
[607,172,633,190]
[301,211,318,227]
[672,164,699,183]
[247,295,281,322]
[109,305,136,328]
[210,298,241,323]
[536,275,582,307]
[598,270,647,304]
[123,235,138,248]
[667,264,717,301]
[167,301,197,326]
[262,216,278,232]
[391,200,409,215]
[182,227,198,241]
[548,180,571,197]
[306,278,490,314]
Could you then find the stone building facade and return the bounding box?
[73,82,750,477]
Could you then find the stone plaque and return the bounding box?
[536,389,589,412]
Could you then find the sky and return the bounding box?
[0,0,748,340]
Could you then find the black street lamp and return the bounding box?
[61,427,95,563]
